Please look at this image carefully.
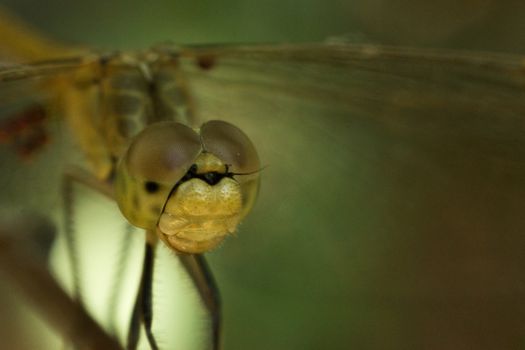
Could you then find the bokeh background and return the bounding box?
[0,0,524,349]
[2,0,525,52]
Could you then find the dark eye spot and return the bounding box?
[144,181,160,193]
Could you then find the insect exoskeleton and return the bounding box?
[115,120,260,253]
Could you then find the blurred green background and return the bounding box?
[2,0,525,52]
[1,1,525,350]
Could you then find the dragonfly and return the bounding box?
[1,6,525,350]
[0,8,260,350]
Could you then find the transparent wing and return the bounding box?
[0,57,90,115]
[0,54,98,158]
[0,56,89,82]
[175,43,525,349]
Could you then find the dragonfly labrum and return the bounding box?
[1,5,525,350]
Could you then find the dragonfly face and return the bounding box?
[1,6,525,350]
[116,120,260,253]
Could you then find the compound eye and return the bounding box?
[200,120,260,174]
[126,122,202,183]
[115,122,202,229]
[200,120,260,221]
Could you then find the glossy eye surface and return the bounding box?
[199,120,261,223]
[125,122,202,184]
[115,122,202,230]
[201,120,260,174]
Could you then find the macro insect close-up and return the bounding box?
[0,1,524,349]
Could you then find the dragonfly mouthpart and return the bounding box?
[157,177,242,253]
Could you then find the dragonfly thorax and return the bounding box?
[63,52,194,180]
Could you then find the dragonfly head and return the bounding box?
[115,120,260,253]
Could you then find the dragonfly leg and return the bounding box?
[106,223,135,334]
[141,241,158,349]
[62,169,82,304]
[126,240,158,350]
[178,254,222,350]
[126,292,141,350]
[62,165,114,304]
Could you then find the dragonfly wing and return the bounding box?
[177,44,525,349]
[0,56,93,82]
[0,54,99,160]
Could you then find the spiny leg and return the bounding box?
[62,165,114,302]
[106,223,135,334]
[127,237,221,350]
[127,236,158,350]
[141,239,158,349]
[178,254,221,350]
[126,283,141,350]
[62,170,83,304]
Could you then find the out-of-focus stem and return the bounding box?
[0,218,123,350]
